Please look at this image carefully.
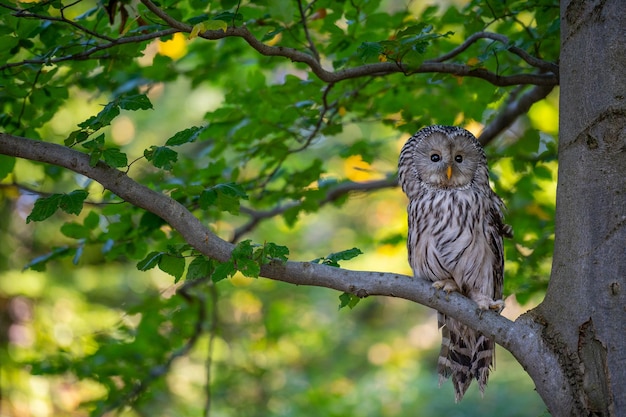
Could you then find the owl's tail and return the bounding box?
[437,313,494,402]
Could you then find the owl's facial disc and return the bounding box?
[416,133,479,189]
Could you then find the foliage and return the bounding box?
[0,0,558,415]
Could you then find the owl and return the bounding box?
[397,125,512,401]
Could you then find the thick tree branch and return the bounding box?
[0,133,506,340]
[0,132,570,413]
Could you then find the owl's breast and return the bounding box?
[407,188,495,287]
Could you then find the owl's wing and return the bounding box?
[488,192,511,300]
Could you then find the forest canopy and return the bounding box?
[0,0,559,416]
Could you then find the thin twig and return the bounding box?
[232,177,398,242]
[1,2,115,42]
[427,31,558,76]
[0,29,179,71]
[296,0,320,61]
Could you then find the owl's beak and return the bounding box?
[446,165,452,180]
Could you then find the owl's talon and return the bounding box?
[489,299,505,312]
[471,294,505,312]
[432,279,460,294]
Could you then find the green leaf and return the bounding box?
[269,0,295,23]
[313,248,363,267]
[213,11,243,23]
[82,134,105,167]
[26,194,63,223]
[158,254,186,282]
[139,211,166,232]
[65,129,90,146]
[165,126,204,146]
[231,239,260,277]
[262,27,285,42]
[0,155,15,180]
[205,19,228,32]
[118,94,153,111]
[59,190,88,215]
[60,222,90,239]
[338,292,361,310]
[236,257,260,278]
[144,146,178,170]
[212,260,235,282]
[199,183,248,214]
[187,256,212,280]
[102,148,128,168]
[263,242,289,263]
[357,42,384,63]
[137,251,163,271]
[78,102,120,131]
[83,211,100,230]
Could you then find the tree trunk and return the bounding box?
[535,0,626,415]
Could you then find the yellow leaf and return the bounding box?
[378,54,388,62]
[158,32,187,60]
[338,106,347,116]
[467,57,480,66]
[265,32,282,46]
[344,155,374,182]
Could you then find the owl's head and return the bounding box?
[398,125,488,196]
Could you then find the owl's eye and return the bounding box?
[455,155,463,163]
[430,154,441,162]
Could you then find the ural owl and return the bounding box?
[398,125,512,401]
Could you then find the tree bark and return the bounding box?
[535,0,626,415]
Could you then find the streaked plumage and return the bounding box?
[398,125,512,401]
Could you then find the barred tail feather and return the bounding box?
[437,313,495,402]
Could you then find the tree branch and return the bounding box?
[138,0,557,87]
[0,133,508,341]
[1,0,558,87]
[430,31,559,76]
[0,28,179,71]
[234,177,397,242]
[0,132,570,413]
